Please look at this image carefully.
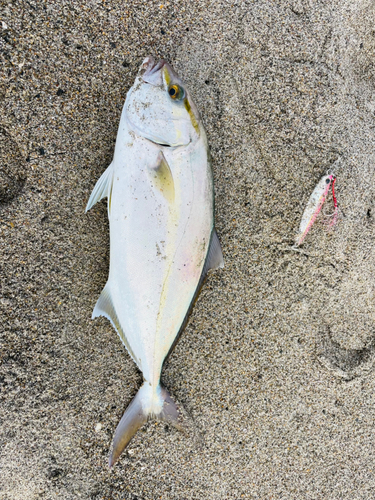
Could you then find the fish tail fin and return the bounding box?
[109,382,183,467]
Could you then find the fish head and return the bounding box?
[125,57,201,147]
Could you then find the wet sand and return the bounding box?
[1,0,375,498]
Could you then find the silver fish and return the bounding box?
[86,57,224,466]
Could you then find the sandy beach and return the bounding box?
[1,0,375,498]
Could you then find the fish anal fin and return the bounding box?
[203,229,224,275]
[85,162,114,213]
[92,285,137,366]
[148,151,175,203]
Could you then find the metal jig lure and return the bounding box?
[295,174,338,246]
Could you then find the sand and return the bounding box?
[1,0,375,498]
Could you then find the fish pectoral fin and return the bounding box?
[203,229,224,274]
[109,383,187,467]
[92,285,137,366]
[148,150,175,203]
[85,161,114,213]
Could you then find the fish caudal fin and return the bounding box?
[85,161,114,213]
[109,383,184,467]
[109,387,148,468]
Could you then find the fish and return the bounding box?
[86,57,224,466]
[295,174,337,246]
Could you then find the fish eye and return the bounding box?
[326,178,331,184]
[168,84,184,100]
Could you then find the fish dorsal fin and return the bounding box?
[202,229,224,275]
[85,162,114,213]
[164,228,224,363]
[92,285,138,367]
[148,151,175,203]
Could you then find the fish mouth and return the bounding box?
[140,56,180,86]
[141,57,166,85]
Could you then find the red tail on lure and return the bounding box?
[328,177,338,229]
[296,174,338,246]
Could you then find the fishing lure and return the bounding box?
[295,174,338,246]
